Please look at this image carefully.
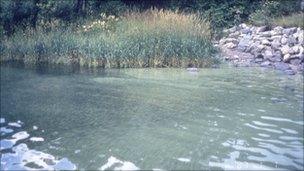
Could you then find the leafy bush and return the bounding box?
[271,13,304,28]
[249,0,302,27]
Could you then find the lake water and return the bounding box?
[0,65,303,170]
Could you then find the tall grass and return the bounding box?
[0,9,218,68]
[271,13,304,28]
[249,11,304,28]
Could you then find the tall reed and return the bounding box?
[0,9,219,68]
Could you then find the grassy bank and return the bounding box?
[0,9,219,68]
[271,13,304,28]
[249,12,304,28]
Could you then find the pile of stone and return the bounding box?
[219,23,304,74]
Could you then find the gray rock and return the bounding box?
[281,45,290,55]
[273,26,284,31]
[289,64,300,73]
[282,27,297,35]
[297,30,304,45]
[241,28,252,34]
[256,26,267,33]
[270,35,282,41]
[283,54,291,62]
[255,57,264,63]
[292,45,301,54]
[221,38,238,44]
[260,31,271,37]
[299,45,304,55]
[271,39,281,50]
[297,63,304,71]
[228,26,238,33]
[290,58,301,65]
[250,47,259,55]
[224,42,237,49]
[237,46,247,52]
[247,42,260,53]
[271,30,282,36]
[281,36,288,45]
[271,51,283,62]
[287,36,297,46]
[284,69,296,75]
[274,62,291,71]
[288,48,296,55]
[261,39,271,45]
[229,31,241,38]
[237,35,252,51]
[284,54,300,62]
[260,61,271,67]
[223,28,229,33]
[239,23,248,29]
[263,49,273,59]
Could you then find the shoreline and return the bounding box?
[218,23,303,75]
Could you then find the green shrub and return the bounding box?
[249,0,303,27]
[271,13,304,28]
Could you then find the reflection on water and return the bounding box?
[0,65,303,170]
[0,117,76,170]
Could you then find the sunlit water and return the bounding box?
[1,65,303,170]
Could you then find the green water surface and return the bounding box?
[0,66,303,170]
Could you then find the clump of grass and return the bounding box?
[271,13,304,28]
[0,9,218,68]
[250,12,304,28]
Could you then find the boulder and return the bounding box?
[260,61,271,67]
[281,36,288,45]
[274,62,291,71]
[297,30,304,45]
[281,45,290,55]
[256,26,267,33]
[287,36,297,45]
[271,39,281,50]
[237,35,252,51]
[290,58,301,65]
[284,54,300,62]
[255,58,264,63]
[260,31,271,37]
[223,28,229,33]
[282,27,297,35]
[220,38,238,45]
[271,30,282,36]
[270,35,282,41]
[241,28,251,34]
[263,49,273,59]
[228,26,238,33]
[292,45,300,54]
[283,54,291,62]
[284,69,296,75]
[224,42,237,49]
[261,39,271,45]
[273,26,284,31]
[273,51,283,61]
[297,63,304,71]
[239,23,248,29]
[229,31,241,38]
[288,48,296,55]
[289,64,300,71]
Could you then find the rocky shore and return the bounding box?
[218,23,304,75]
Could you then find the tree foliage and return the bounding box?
[0,0,302,36]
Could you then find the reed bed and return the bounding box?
[0,9,219,68]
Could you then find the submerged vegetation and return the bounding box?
[1,9,217,68]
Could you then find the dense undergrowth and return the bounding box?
[0,9,218,68]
